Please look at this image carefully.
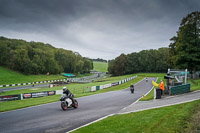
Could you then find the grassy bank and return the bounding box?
[73,99,200,133]
[0,66,64,85]
[0,66,95,85]
[93,61,108,72]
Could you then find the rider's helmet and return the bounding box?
[63,87,67,92]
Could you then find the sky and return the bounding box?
[0,0,200,60]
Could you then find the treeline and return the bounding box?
[108,11,200,76]
[92,58,107,63]
[0,37,93,74]
[108,48,170,76]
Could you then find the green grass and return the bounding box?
[93,61,108,72]
[0,66,64,85]
[139,88,155,101]
[73,99,200,133]
[0,74,143,112]
[188,79,200,91]
[0,66,95,85]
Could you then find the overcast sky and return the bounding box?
[0,0,199,60]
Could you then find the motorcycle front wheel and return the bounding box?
[61,102,68,111]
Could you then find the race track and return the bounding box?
[0,78,156,133]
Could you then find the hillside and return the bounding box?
[0,66,64,85]
[93,61,108,72]
[0,36,93,74]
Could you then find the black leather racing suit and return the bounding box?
[63,89,74,104]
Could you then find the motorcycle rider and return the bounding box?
[62,87,75,104]
[130,83,134,94]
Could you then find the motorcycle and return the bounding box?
[60,94,78,111]
[130,87,134,94]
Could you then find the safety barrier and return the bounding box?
[90,76,137,92]
[0,91,57,101]
[0,79,67,88]
[170,83,191,95]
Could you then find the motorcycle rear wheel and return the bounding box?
[73,99,78,108]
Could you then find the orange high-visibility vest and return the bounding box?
[159,81,164,90]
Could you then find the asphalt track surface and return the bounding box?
[1,83,49,92]
[0,78,156,133]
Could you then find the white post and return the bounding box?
[168,68,170,74]
[185,69,187,84]
[21,94,23,100]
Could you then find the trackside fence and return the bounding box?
[0,79,67,88]
[90,75,137,92]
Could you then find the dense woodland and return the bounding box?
[0,37,93,74]
[108,48,170,76]
[108,11,200,76]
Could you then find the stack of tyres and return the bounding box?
[156,88,162,99]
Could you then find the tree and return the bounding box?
[169,11,200,74]
[125,52,139,74]
[83,58,93,73]
[113,54,127,76]
[168,36,177,67]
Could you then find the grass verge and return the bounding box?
[139,74,164,101]
[188,79,200,91]
[73,99,200,133]
[0,66,64,85]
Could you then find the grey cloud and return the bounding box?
[0,0,200,60]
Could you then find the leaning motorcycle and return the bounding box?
[60,94,78,111]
